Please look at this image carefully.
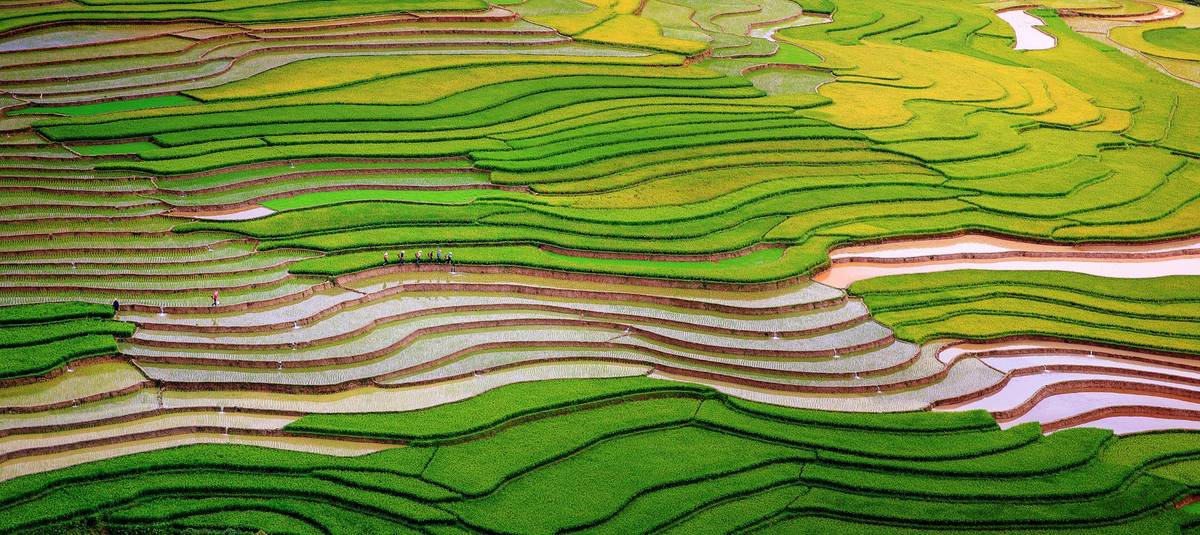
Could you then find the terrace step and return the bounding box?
[120,272,847,327]
[0,410,299,463]
[132,290,868,342]
[931,340,1200,432]
[1012,392,1200,431]
[0,361,150,413]
[0,360,654,435]
[124,322,908,383]
[0,431,396,484]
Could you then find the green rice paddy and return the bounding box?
[0,0,1198,531]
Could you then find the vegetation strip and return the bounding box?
[2,378,1200,532]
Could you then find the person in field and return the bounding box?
[383,251,389,265]
[112,299,119,313]
[416,250,422,265]
[399,250,405,264]
[212,290,219,306]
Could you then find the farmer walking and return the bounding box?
[447,251,453,269]
[416,250,422,265]
[212,290,219,307]
[399,250,405,264]
[383,251,389,265]
[112,299,120,313]
[436,245,442,263]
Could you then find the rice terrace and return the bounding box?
[2,0,1200,532]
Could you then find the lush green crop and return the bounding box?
[289,243,808,283]
[0,335,120,380]
[1143,27,1200,56]
[4,378,1200,533]
[40,76,756,142]
[287,376,710,441]
[0,318,132,349]
[724,395,997,432]
[851,271,1200,353]
[0,303,134,378]
[10,96,198,117]
[0,302,113,326]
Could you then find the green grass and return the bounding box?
[3,377,1199,533]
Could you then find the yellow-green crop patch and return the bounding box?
[851,270,1200,353]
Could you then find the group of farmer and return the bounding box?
[383,245,453,267]
[122,247,457,311]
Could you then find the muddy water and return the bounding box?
[938,339,1200,369]
[187,206,277,221]
[830,234,1200,259]
[997,9,1056,50]
[1082,415,1200,434]
[1003,391,1200,428]
[747,15,831,43]
[931,339,1200,433]
[814,234,1200,288]
[943,371,1199,412]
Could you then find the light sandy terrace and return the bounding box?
[119,270,847,328]
[126,323,908,387]
[123,310,896,364]
[130,293,871,344]
[0,411,299,458]
[0,432,397,483]
[650,343,1006,412]
[0,362,649,433]
[112,266,918,391]
[0,361,150,412]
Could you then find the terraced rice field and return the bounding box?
[1,0,1198,532]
